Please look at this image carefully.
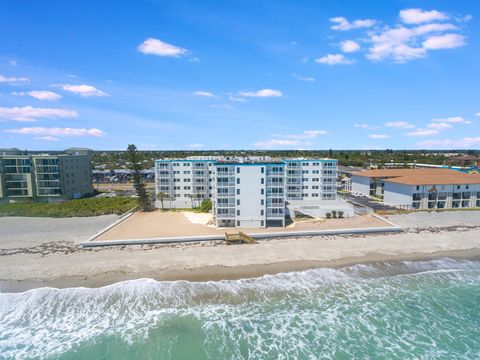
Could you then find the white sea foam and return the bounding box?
[0,258,479,359]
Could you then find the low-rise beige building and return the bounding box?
[352,168,480,210]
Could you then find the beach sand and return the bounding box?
[1,209,480,292]
[96,210,389,240]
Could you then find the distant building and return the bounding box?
[155,157,349,228]
[352,168,480,210]
[0,151,93,203]
[446,154,479,167]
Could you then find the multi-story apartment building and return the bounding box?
[155,157,340,228]
[0,149,93,203]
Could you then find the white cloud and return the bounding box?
[229,95,247,102]
[475,112,480,117]
[254,139,300,148]
[413,23,458,35]
[340,40,361,53]
[5,127,105,137]
[367,27,426,62]
[0,74,29,84]
[315,54,355,65]
[422,33,465,49]
[426,122,452,130]
[0,106,77,122]
[385,121,415,129]
[194,91,215,97]
[416,137,480,149]
[12,90,62,101]
[186,143,204,149]
[280,130,328,139]
[34,136,59,141]
[400,9,448,24]
[405,129,439,136]
[368,134,390,139]
[432,116,472,124]
[355,123,380,130]
[366,19,465,63]
[210,104,233,110]
[238,89,283,97]
[60,84,108,97]
[292,73,316,82]
[137,38,187,57]
[330,17,376,31]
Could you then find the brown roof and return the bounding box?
[353,168,480,185]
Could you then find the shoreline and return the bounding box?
[2,247,479,293]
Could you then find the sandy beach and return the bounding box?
[1,211,480,292]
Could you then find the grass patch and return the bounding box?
[0,197,137,217]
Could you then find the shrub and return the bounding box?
[326,212,332,219]
[0,197,137,218]
[196,199,212,213]
[332,210,337,218]
[338,211,344,218]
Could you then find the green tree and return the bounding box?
[126,144,151,211]
[157,191,166,210]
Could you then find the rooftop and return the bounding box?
[354,168,480,185]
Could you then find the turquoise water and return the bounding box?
[1,258,479,359]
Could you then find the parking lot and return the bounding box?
[340,193,398,211]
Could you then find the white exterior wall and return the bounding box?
[235,165,266,228]
[156,157,339,228]
[352,175,370,196]
[383,182,480,210]
[155,160,213,209]
[384,182,413,207]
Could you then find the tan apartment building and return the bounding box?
[0,149,93,203]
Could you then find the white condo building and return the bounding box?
[155,157,350,228]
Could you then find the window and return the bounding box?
[261,189,264,195]
[237,199,240,205]
[457,185,461,190]
[237,189,240,195]
[416,186,420,191]
[236,178,240,184]
[237,221,240,226]
[261,210,264,216]
[237,167,240,173]
[261,199,264,205]
[261,178,264,184]
[237,210,240,216]
[261,220,264,227]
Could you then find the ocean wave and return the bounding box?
[0,258,479,360]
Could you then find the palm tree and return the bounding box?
[157,191,166,210]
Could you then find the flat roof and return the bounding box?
[354,168,480,185]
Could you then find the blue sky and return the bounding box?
[0,0,479,150]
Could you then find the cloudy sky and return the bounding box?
[0,0,479,150]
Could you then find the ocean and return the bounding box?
[1,258,479,359]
